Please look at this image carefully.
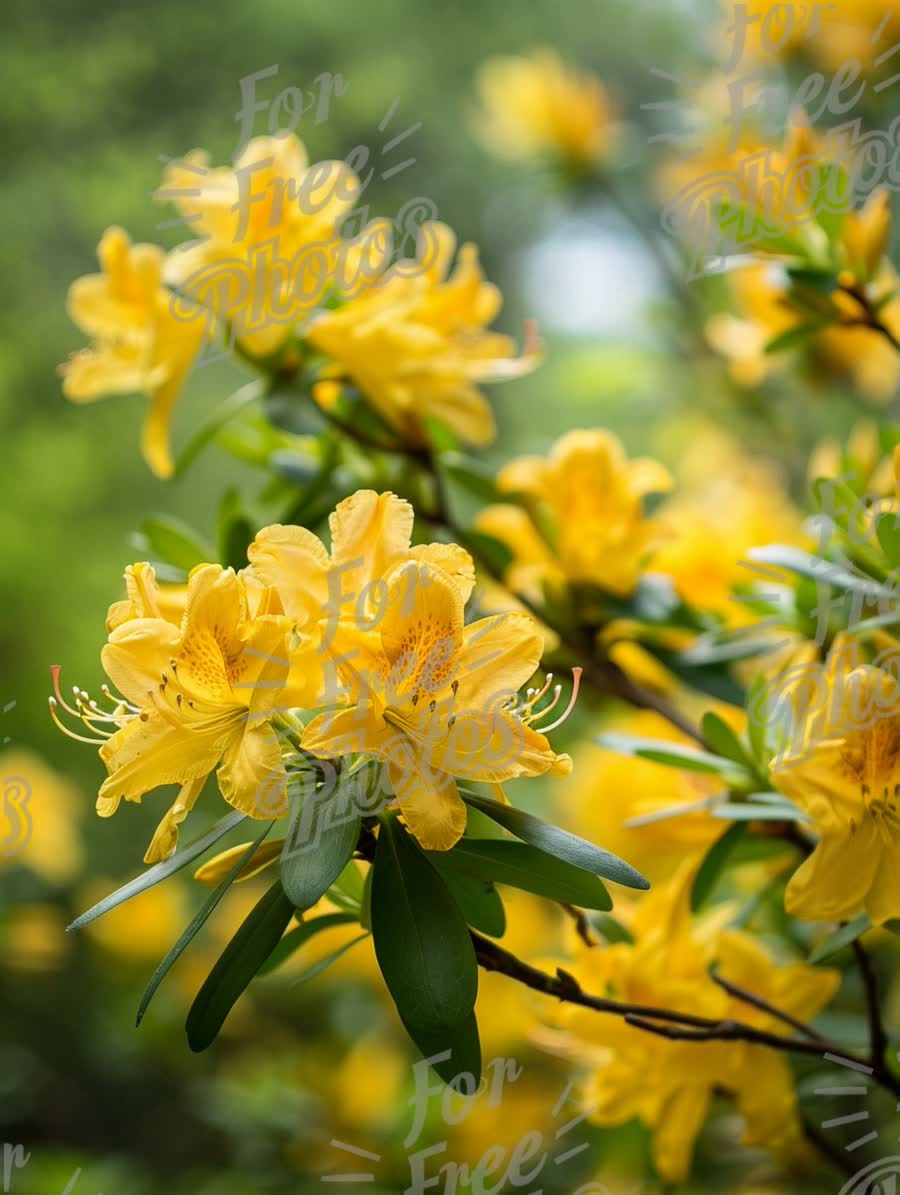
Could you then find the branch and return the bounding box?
[710,969,830,1044]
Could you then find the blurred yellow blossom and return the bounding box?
[60,227,205,478]
[0,749,83,885]
[476,430,672,600]
[474,50,615,169]
[542,863,839,1183]
[308,223,536,448]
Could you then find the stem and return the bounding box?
[710,969,831,1045]
[852,938,888,1068]
[838,280,900,353]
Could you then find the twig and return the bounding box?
[559,903,597,947]
[710,969,830,1044]
[852,938,888,1068]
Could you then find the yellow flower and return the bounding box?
[772,652,900,924]
[474,50,615,169]
[60,226,205,478]
[0,750,83,884]
[159,133,363,359]
[57,562,318,864]
[544,863,838,1183]
[301,559,572,850]
[475,429,671,599]
[248,489,476,673]
[722,0,900,71]
[652,426,808,623]
[307,223,536,448]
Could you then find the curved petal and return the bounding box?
[785,821,880,923]
[328,490,414,599]
[653,1083,710,1185]
[454,612,543,709]
[387,757,466,851]
[99,710,224,805]
[143,775,207,863]
[101,617,182,709]
[248,523,330,627]
[218,720,288,819]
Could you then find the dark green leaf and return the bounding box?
[217,490,255,571]
[280,778,361,912]
[459,790,648,890]
[175,381,263,475]
[876,513,900,568]
[464,530,514,578]
[136,824,272,1025]
[436,839,612,910]
[440,453,501,503]
[596,733,748,782]
[68,810,246,931]
[371,817,478,1033]
[400,1009,482,1088]
[429,856,506,937]
[186,881,295,1051]
[701,712,758,775]
[691,823,747,912]
[764,320,829,356]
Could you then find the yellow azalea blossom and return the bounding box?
[248,489,476,693]
[543,863,838,1183]
[300,559,572,850]
[475,429,672,600]
[474,50,615,170]
[54,563,319,864]
[307,222,536,448]
[652,425,808,624]
[159,133,364,360]
[0,749,83,884]
[5,904,70,974]
[772,651,900,924]
[60,227,205,478]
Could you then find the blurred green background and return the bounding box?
[0,0,874,1191]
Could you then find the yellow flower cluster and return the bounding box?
[53,491,571,860]
[61,134,535,476]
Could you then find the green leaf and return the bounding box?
[713,800,806,821]
[371,817,478,1034]
[715,200,806,257]
[440,453,501,504]
[691,823,747,912]
[68,810,246,931]
[747,675,770,770]
[596,733,748,783]
[429,857,506,937]
[590,913,634,945]
[810,914,871,964]
[748,546,889,599]
[764,320,829,356]
[459,790,648,891]
[186,880,295,1051]
[701,712,758,775]
[464,530,514,577]
[258,913,359,976]
[142,515,214,572]
[289,932,369,986]
[279,779,361,912]
[217,490,255,571]
[435,839,612,911]
[876,513,900,567]
[325,860,366,913]
[175,380,263,475]
[400,1009,482,1088]
[136,823,272,1025]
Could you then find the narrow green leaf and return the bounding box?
[764,320,828,356]
[459,790,648,891]
[175,380,263,475]
[289,932,369,986]
[186,881,295,1051]
[810,914,871,964]
[137,823,272,1025]
[691,823,747,912]
[435,839,612,911]
[325,860,366,913]
[876,513,900,568]
[701,712,757,776]
[68,810,246,931]
[595,733,747,782]
[258,913,358,976]
[372,817,478,1032]
[713,801,807,821]
[440,453,501,503]
[464,530,514,577]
